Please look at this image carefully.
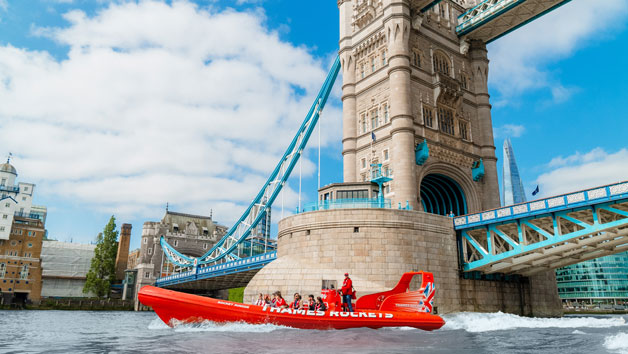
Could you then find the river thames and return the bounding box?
[1,310,626,353]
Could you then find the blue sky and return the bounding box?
[0,0,627,250]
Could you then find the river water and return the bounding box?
[1,310,627,354]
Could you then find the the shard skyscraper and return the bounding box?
[502,138,526,206]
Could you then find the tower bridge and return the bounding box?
[151,0,624,315]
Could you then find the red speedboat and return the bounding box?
[139,271,445,330]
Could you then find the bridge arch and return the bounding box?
[418,163,480,216]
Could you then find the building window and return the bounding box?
[438,106,455,135]
[27,242,32,248]
[22,197,26,201]
[361,158,367,169]
[0,178,5,186]
[361,64,365,79]
[381,50,387,66]
[24,187,28,191]
[2,214,6,219]
[4,203,9,208]
[371,57,376,73]
[174,240,178,247]
[28,231,31,236]
[0,227,5,232]
[412,51,421,67]
[433,52,450,76]
[0,263,5,278]
[383,149,389,161]
[145,272,151,279]
[337,190,369,199]
[460,73,469,90]
[371,109,379,130]
[203,243,208,250]
[423,106,434,128]
[459,121,469,140]
[385,184,390,194]
[20,265,28,280]
[147,247,152,255]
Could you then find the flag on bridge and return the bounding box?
[532,185,540,196]
[371,132,376,142]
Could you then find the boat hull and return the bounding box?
[139,286,445,331]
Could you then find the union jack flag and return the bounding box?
[418,282,435,313]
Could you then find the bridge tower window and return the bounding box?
[459,121,469,140]
[438,106,454,135]
[370,109,379,129]
[433,52,450,76]
[423,105,434,128]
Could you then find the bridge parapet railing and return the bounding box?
[456,0,522,35]
[155,251,277,287]
[454,181,628,230]
[301,198,392,213]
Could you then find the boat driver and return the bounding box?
[341,273,354,312]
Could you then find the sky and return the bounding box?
[0,0,627,250]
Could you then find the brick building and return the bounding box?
[0,159,47,305]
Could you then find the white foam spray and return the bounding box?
[442,312,626,333]
[604,332,628,354]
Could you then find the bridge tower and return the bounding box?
[340,0,499,216]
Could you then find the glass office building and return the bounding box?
[502,139,526,206]
[556,251,628,305]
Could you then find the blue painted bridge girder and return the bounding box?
[455,181,628,276]
[155,252,277,290]
[456,0,572,43]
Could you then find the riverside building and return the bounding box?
[134,210,228,310]
[556,252,628,307]
[0,159,47,305]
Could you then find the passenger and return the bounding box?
[254,293,265,306]
[290,293,302,310]
[315,297,327,312]
[264,294,271,305]
[308,295,316,311]
[273,291,288,308]
[341,272,354,312]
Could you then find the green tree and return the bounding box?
[83,216,119,297]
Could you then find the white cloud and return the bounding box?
[536,148,628,197]
[0,1,341,223]
[494,124,525,139]
[488,0,628,102]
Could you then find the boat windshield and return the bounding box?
[408,274,423,292]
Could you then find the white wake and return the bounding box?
[442,312,626,333]
[604,332,628,354]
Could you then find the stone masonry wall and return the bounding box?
[245,208,562,316]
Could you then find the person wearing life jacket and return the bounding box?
[290,293,302,310]
[254,293,265,306]
[273,291,288,308]
[315,297,327,312]
[307,294,316,311]
[341,273,354,312]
